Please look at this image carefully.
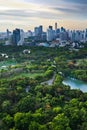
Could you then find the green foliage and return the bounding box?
[17,95,36,112]
[54,74,63,85]
[51,113,71,130]
[71,70,87,81]
[2,114,13,130]
[44,69,54,78]
[14,112,31,130]
[1,100,11,113]
[0,45,87,130]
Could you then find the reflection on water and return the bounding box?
[63,77,87,92]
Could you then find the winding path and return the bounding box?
[41,74,56,85]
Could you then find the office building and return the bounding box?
[12,29,24,45]
[47,28,55,41]
[55,22,57,30]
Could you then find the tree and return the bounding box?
[1,100,11,113]
[17,95,36,112]
[2,114,13,130]
[51,113,71,130]
[29,121,39,130]
[54,74,63,85]
[14,112,32,130]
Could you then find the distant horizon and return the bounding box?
[0,0,87,32]
[0,24,87,33]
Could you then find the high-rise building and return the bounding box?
[34,25,43,36]
[85,29,87,41]
[49,26,53,30]
[28,30,33,37]
[17,29,24,46]
[47,28,55,41]
[34,25,43,41]
[12,29,20,45]
[39,25,43,34]
[61,27,65,32]
[41,32,47,41]
[80,31,85,42]
[6,29,10,39]
[34,27,39,36]
[12,28,24,45]
[55,22,57,30]
[60,31,68,41]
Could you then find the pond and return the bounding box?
[63,77,87,92]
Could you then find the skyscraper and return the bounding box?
[6,29,10,39]
[85,29,87,41]
[34,25,43,41]
[55,22,57,30]
[34,25,43,36]
[49,26,53,30]
[12,28,24,45]
[47,28,55,41]
[12,29,20,45]
[39,25,43,35]
[17,29,24,46]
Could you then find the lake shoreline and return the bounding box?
[63,77,87,92]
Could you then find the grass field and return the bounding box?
[0,60,17,68]
[13,72,44,79]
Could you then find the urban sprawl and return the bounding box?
[0,23,87,48]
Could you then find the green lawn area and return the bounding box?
[74,58,87,66]
[0,60,17,68]
[12,72,44,79]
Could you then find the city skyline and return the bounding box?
[0,0,87,31]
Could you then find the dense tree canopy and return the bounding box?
[0,44,87,130]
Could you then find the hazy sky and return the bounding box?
[0,0,87,31]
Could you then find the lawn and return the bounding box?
[12,72,44,79]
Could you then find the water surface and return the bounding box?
[63,77,87,92]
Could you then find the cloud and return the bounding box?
[53,4,87,15]
[0,0,87,31]
[63,0,87,4]
[0,6,62,20]
[0,10,37,17]
[0,0,86,20]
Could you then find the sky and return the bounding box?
[0,0,87,31]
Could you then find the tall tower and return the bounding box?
[55,22,57,30]
[85,29,87,41]
[47,28,55,41]
[49,26,53,30]
[12,29,24,46]
[6,29,10,39]
[12,28,21,45]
